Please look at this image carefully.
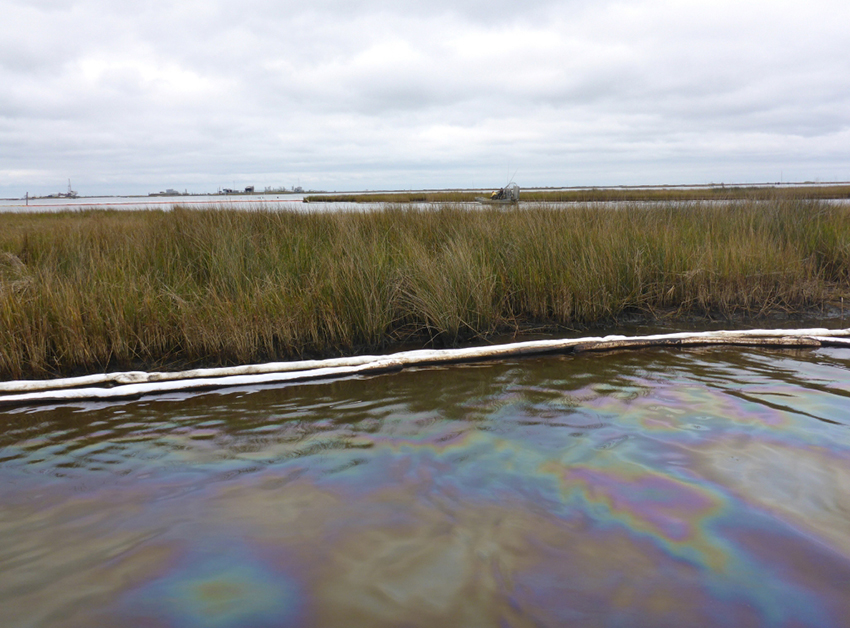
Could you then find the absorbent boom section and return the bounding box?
[1,327,849,407]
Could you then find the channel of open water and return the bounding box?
[0,194,451,214]
[2,345,850,627]
[4,194,849,214]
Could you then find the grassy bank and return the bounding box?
[304,191,478,203]
[1,199,849,380]
[305,185,850,204]
[522,185,850,203]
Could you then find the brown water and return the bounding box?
[2,346,850,627]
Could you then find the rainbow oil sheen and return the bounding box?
[1,346,849,627]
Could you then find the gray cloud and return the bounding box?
[1,0,849,196]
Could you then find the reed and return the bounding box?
[1,199,849,379]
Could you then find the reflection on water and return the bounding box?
[2,347,850,627]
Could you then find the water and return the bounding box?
[0,194,472,214]
[4,194,847,213]
[2,346,850,627]
[0,194,307,212]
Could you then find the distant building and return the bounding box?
[244,186,255,193]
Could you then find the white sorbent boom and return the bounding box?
[1,327,849,406]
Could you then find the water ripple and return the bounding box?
[1,346,850,626]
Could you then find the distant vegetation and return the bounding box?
[305,191,478,203]
[1,197,849,379]
[306,185,850,204]
[522,185,850,203]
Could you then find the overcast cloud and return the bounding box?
[1,0,849,196]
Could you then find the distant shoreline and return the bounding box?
[5,180,850,203]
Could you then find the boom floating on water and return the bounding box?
[1,328,849,407]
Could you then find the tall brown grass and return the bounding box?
[1,198,849,379]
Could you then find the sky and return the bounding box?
[1,0,849,197]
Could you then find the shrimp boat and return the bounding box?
[476,182,519,204]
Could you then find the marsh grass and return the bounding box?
[521,185,850,203]
[2,199,849,379]
[304,191,478,203]
[306,185,850,204]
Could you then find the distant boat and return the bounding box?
[476,182,520,204]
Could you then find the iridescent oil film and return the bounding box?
[1,346,849,627]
